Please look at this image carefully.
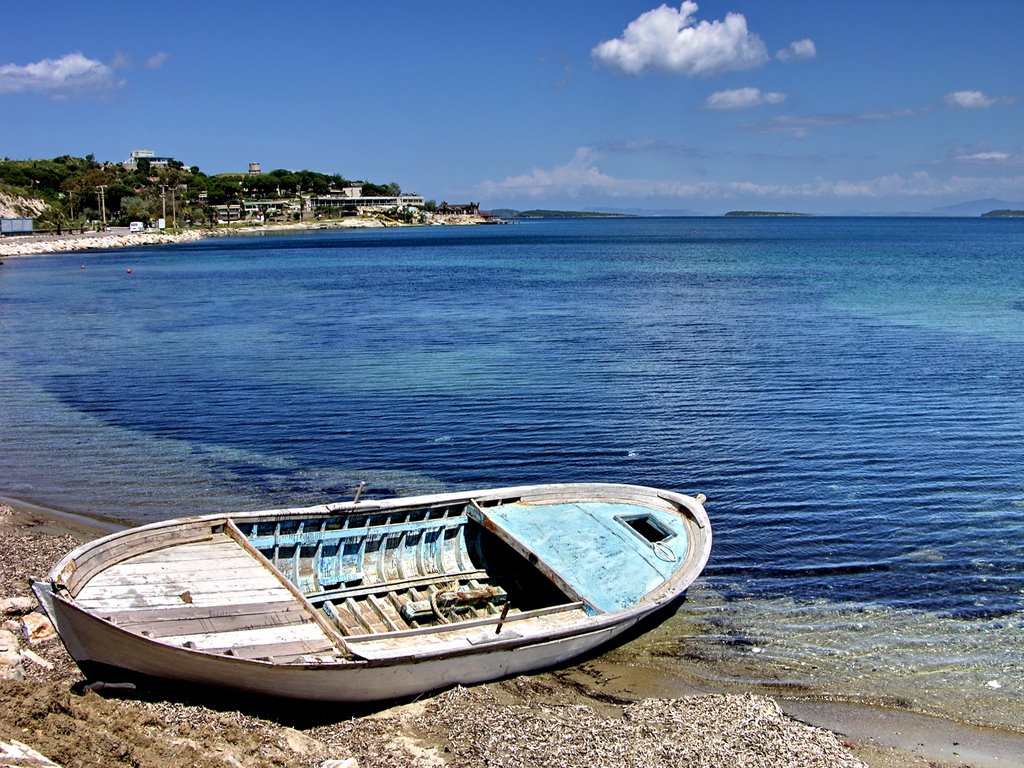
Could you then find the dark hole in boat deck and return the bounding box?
[620,515,671,543]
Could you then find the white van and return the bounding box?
[129,221,145,233]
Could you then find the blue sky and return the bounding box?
[2,1,1021,213]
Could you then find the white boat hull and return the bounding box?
[36,581,647,702]
[35,483,711,702]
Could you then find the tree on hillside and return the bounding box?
[360,182,391,197]
[119,196,151,223]
[243,174,279,197]
[204,176,241,205]
[0,155,413,227]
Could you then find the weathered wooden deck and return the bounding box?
[74,535,341,663]
[69,530,525,662]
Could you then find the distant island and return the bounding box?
[724,211,812,217]
[981,209,1024,218]
[487,209,636,219]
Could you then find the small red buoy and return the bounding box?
[126,268,133,274]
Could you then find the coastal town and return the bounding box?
[0,150,489,258]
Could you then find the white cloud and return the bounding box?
[479,148,1024,205]
[777,39,816,62]
[592,2,768,77]
[745,108,918,137]
[596,139,705,158]
[478,147,619,198]
[145,52,169,69]
[955,151,1011,162]
[944,90,1011,109]
[0,52,124,100]
[705,87,786,111]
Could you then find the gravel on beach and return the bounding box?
[0,502,881,767]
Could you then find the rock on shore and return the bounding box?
[0,214,490,259]
[0,230,205,258]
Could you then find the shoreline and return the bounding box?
[0,229,206,257]
[0,215,489,258]
[4,494,1020,767]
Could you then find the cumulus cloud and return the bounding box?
[705,87,786,110]
[944,90,1011,108]
[145,52,169,69]
[478,147,619,198]
[0,52,124,99]
[592,1,768,77]
[777,39,816,62]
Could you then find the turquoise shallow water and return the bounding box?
[1,218,1022,727]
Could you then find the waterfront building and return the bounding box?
[308,186,424,213]
[123,149,178,171]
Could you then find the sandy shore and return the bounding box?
[3,501,1018,767]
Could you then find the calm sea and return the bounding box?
[1,218,1021,729]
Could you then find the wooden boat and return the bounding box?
[33,482,711,702]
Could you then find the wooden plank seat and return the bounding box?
[193,637,339,663]
[100,602,311,638]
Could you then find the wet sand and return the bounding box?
[3,499,1021,767]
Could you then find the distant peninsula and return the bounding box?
[487,209,636,219]
[724,211,812,217]
[981,209,1024,218]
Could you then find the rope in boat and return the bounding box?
[429,589,451,624]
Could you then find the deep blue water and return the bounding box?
[2,217,1022,725]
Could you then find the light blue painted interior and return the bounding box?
[485,501,691,613]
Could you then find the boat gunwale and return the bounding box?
[45,482,710,591]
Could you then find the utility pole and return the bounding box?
[96,185,107,228]
[160,185,167,227]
